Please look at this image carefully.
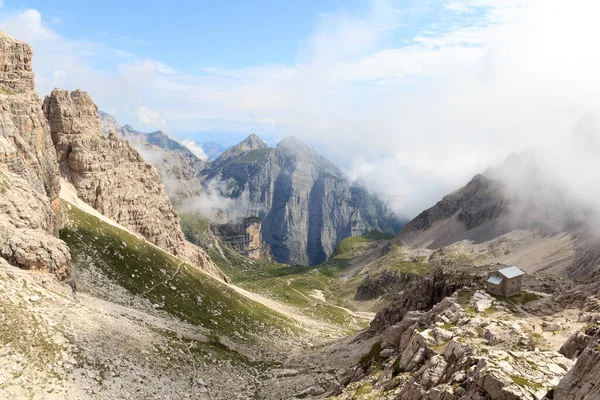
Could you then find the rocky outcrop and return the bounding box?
[201,134,403,265]
[364,268,480,337]
[354,270,419,301]
[211,216,269,259]
[336,287,574,400]
[559,324,600,360]
[0,169,70,279]
[554,331,600,400]
[43,89,226,281]
[0,31,69,279]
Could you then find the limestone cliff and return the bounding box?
[555,329,600,399]
[201,134,403,266]
[42,89,226,281]
[211,216,269,260]
[0,31,69,279]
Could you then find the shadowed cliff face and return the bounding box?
[201,135,403,266]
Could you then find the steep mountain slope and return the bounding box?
[98,113,207,204]
[201,134,403,265]
[43,89,225,281]
[0,31,70,279]
[399,152,600,278]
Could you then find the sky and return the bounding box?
[1,0,600,218]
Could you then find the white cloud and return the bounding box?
[3,1,600,219]
[137,105,166,128]
[180,140,208,161]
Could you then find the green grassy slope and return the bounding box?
[230,231,430,316]
[60,201,294,341]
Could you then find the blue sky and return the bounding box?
[5,1,483,71]
[1,1,598,217]
[20,1,342,70]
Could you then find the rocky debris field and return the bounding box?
[332,287,599,400]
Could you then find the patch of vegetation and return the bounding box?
[483,306,499,316]
[456,289,474,306]
[354,382,373,396]
[526,359,538,371]
[331,231,394,261]
[0,87,15,95]
[557,363,568,371]
[359,341,383,369]
[60,200,294,341]
[440,323,455,330]
[179,212,212,247]
[510,375,542,391]
[391,259,429,275]
[0,297,64,378]
[430,340,451,354]
[391,358,404,376]
[529,333,547,349]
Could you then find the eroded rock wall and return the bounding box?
[43,89,226,282]
[0,31,69,279]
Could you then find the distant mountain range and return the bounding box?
[99,112,404,266]
[99,111,227,160]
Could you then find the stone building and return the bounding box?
[486,266,525,297]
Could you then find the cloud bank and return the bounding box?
[2,1,600,218]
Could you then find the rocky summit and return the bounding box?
[200,134,404,265]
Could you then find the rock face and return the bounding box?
[42,89,226,281]
[0,170,70,279]
[555,331,600,400]
[201,134,403,265]
[0,31,69,279]
[211,216,268,259]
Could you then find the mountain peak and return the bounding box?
[276,136,309,150]
[236,133,268,151]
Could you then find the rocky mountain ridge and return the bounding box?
[98,113,403,266]
[43,89,225,281]
[399,151,600,279]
